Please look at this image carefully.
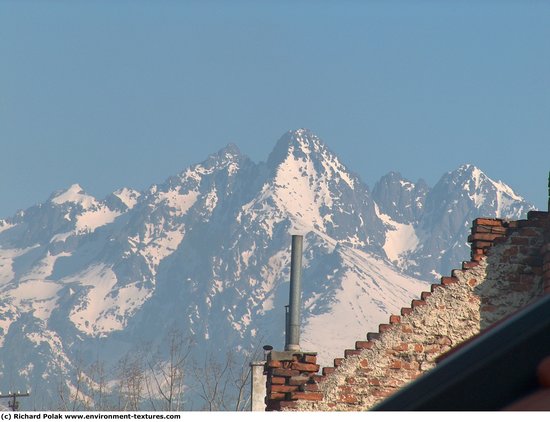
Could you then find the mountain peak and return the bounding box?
[380,171,405,183]
[457,163,477,171]
[373,172,429,224]
[219,142,241,157]
[50,184,96,208]
[286,128,323,151]
[206,142,245,166]
[431,164,529,218]
[265,129,359,193]
[455,163,482,176]
[168,142,248,190]
[112,187,141,210]
[449,164,516,194]
[267,129,329,168]
[445,164,488,187]
[289,127,316,139]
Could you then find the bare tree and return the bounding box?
[87,357,110,410]
[229,340,265,411]
[190,340,263,411]
[115,351,146,411]
[56,357,93,411]
[191,350,231,411]
[52,332,263,411]
[230,351,252,412]
[144,328,193,411]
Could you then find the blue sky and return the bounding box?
[1,0,549,217]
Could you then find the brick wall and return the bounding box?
[474,212,548,328]
[264,211,550,411]
[264,351,322,411]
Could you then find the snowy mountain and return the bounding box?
[373,164,533,280]
[0,129,534,410]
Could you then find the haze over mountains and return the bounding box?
[0,129,533,409]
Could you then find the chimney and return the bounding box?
[285,234,303,352]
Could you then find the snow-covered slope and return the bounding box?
[0,130,533,409]
[300,243,426,365]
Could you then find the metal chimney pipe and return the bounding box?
[284,305,290,350]
[285,234,303,352]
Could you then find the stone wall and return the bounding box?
[264,211,550,411]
